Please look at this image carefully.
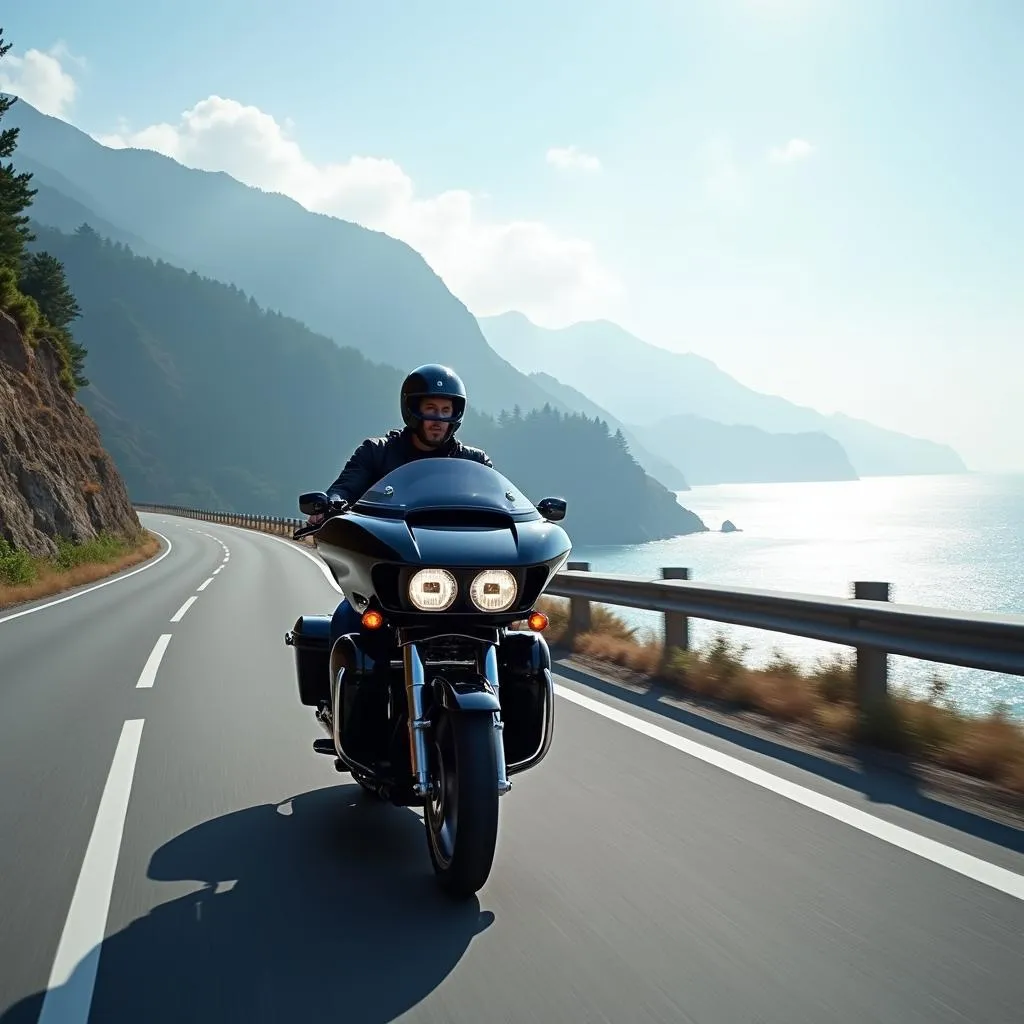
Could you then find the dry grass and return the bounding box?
[0,531,161,610]
[533,596,1024,798]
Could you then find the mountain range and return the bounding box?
[478,312,968,480]
[22,221,705,545]
[9,103,560,423]
[6,96,968,513]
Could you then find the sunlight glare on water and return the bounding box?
[567,473,1024,718]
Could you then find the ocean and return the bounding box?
[566,472,1024,720]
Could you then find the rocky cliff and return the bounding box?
[0,311,141,557]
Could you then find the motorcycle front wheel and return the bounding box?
[424,709,499,899]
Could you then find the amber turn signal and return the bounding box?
[361,610,384,630]
[527,611,548,632]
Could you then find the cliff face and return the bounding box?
[0,311,141,557]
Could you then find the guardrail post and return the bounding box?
[660,567,690,652]
[853,580,890,722]
[566,561,592,641]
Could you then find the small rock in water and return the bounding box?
[721,519,740,533]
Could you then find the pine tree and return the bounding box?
[18,250,88,387]
[0,30,37,271]
[19,252,81,330]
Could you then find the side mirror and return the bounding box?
[299,491,329,516]
[537,497,567,522]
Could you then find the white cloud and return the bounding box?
[95,95,622,327]
[546,145,602,173]
[768,138,815,164]
[0,44,78,120]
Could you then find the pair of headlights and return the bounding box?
[408,568,518,613]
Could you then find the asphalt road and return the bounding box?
[1,512,1023,1023]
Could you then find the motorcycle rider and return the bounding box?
[305,363,494,647]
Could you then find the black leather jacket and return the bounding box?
[326,427,493,505]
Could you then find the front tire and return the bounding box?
[424,710,499,899]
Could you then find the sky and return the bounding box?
[2,0,1023,471]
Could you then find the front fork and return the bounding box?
[402,641,511,799]
[483,645,512,796]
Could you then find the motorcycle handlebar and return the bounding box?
[291,498,348,541]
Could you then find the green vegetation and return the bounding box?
[27,221,705,545]
[0,27,86,390]
[0,531,162,611]
[535,597,1024,799]
[0,540,34,586]
[0,533,140,587]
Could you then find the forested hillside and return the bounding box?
[9,99,568,422]
[29,223,705,544]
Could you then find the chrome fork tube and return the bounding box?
[483,644,512,795]
[403,643,432,797]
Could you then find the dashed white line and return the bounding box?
[197,577,214,592]
[170,596,198,623]
[555,684,1024,902]
[36,718,145,1024]
[213,566,223,575]
[136,634,172,689]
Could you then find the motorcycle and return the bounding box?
[284,458,571,898]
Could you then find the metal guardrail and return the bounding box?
[134,503,1024,718]
[134,503,306,535]
[551,561,1024,717]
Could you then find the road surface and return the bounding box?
[1,512,1022,1023]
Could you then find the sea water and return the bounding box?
[567,473,1024,719]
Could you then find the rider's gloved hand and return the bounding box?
[307,498,348,527]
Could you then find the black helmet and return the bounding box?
[400,363,467,447]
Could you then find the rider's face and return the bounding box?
[419,397,453,443]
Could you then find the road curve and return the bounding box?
[0,512,1022,1023]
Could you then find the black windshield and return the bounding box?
[351,459,540,520]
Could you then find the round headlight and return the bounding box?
[469,569,518,612]
[408,568,458,611]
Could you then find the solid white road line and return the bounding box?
[0,532,173,627]
[555,683,1024,902]
[135,635,173,689]
[170,596,198,623]
[35,718,145,1024]
[144,512,1024,902]
[248,527,343,592]
[197,577,214,592]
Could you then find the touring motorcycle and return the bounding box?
[284,458,571,898]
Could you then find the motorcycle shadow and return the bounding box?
[1,783,495,1024]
